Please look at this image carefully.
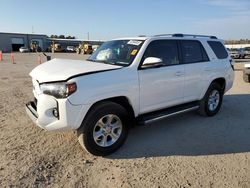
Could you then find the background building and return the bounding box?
[0,32,48,52]
[0,32,104,53]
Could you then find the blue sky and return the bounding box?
[0,0,249,40]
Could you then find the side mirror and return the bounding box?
[141,57,163,69]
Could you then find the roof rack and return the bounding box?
[154,33,217,39]
[153,34,173,37]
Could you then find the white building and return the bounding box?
[225,44,250,49]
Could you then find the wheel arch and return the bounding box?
[211,77,226,92]
[78,96,136,131]
[200,77,226,100]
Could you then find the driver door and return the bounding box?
[138,40,185,114]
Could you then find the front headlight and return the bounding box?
[40,82,77,98]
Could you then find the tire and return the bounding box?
[243,71,250,83]
[198,82,223,117]
[77,101,130,156]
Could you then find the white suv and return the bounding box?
[26,34,234,156]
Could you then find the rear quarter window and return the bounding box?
[181,40,209,64]
[208,41,228,59]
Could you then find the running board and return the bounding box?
[137,101,199,125]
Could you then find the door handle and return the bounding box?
[175,71,184,76]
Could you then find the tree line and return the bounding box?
[50,35,76,39]
[225,39,250,44]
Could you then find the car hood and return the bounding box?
[30,58,122,83]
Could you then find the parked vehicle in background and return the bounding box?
[243,63,250,83]
[26,34,234,156]
[229,47,250,59]
[66,46,76,52]
[229,48,240,59]
[19,47,29,53]
[242,47,250,58]
[238,48,247,59]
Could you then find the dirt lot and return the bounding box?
[0,53,250,188]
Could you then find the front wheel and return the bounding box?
[77,102,129,156]
[198,83,223,116]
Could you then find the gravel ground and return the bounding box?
[0,53,250,188]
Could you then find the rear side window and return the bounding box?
[142,40,179,66]
[208,41,228,59]
[181,40,209,64]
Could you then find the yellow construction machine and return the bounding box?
[30,41,42,52]
[50,42,64,53]
[76,43,93,54]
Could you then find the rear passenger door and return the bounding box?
[138,40,185,114]
[180,40,210,102]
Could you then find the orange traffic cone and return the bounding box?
[11,53,16,64]
[0,51,3,61]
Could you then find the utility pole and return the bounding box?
[87,32,90,41]
[32,26,34,34]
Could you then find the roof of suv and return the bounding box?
[115,34,221,41]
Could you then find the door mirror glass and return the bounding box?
[141,57,163,68]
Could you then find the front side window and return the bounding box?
[181,40,209,64]
[142,40,179,66]
[88,40,144,66]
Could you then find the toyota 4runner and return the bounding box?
[26,34,235,156]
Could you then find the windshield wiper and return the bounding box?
[86,59,96,62]
[87,59,126,66]
[115,62,129,66]
[87,59,114,65]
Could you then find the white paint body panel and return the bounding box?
[30,58,121,83]
[26,36,234,131]
[138,65,185,114]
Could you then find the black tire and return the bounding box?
[77,101,130,156]
[198,82,223,117]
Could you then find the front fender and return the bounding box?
[67,68,140,116]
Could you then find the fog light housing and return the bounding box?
[53,108,59,118]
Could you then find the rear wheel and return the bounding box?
[77,102,129,156]
[198,83,223,116]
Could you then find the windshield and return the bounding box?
[88,40,144,66]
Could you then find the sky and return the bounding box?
[0,0,249,40]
